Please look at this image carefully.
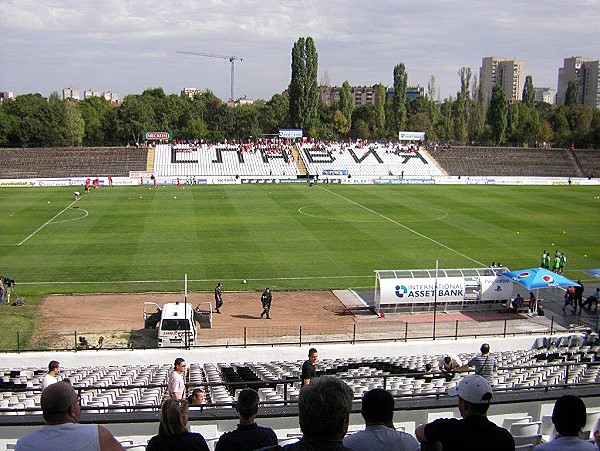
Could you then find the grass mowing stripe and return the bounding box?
[320,186,486,266]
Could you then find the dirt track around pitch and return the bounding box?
[32,290,562,349]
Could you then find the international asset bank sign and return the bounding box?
[380,277,465,304]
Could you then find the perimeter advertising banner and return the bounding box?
[398,131,425,141]
[480,275,514,301]
[143,131,173,141]
[379,277,465,304]
[279,128,303,139]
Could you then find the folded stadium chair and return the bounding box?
[501,416,533,429]
[514,445,535,451]
[509,421,542,436]
[512,434,542,447]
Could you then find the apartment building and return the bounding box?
[479,56,524,104]
[557,57,600,108]
[533,87,556,105]
[62,86,80,101]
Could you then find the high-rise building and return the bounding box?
[181,87,200,99]
[582,60,600,109]
[319,85,380,107]
[62,87,80,100]
[557,57,586,105]
[557,57,600,108]
[533,87,556,105]
[479,57,524,104]
[0,91,14,102]
[84,89,102,100]
[319,84,422,107]
[102,91,119,103]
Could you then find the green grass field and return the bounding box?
[0,184,599,349]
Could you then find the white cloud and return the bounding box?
[1,0,599,100]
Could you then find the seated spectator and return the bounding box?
[187,388,205,406]
[16,382,125,451]
[215,388,278,451]
[147,399,209,451]
[533,395,598,450]
[421,363,434,381]
[261,375,354,450]
[512,293,524,311]
[415,374,514,451]
[582,288,600,311]
[343,388,420,451]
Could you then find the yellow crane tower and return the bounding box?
[177,50,244,101]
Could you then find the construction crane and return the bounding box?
[177,51,244,101]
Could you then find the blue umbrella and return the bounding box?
[584,269,600,280]
[502,267,581,290]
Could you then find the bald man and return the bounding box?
[16,382,124,451]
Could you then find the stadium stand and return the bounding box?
[2,334,599,415]
[573,149,600,178]
[0,147,148,178]
[299,140,445,177]
[2,335,600,449]
[2,143,599,181]
[426,146,582,177]
[154,141,300,177]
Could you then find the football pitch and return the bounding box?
[1,183,599,296]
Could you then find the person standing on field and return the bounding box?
[260,288,272,319]
[214,282,223,314]
[559,253,567,275]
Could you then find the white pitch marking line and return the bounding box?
[52,208,88,224]
[18,275,374,286]
[320,186,486,266]
[17,201,78,246]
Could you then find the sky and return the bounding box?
[1,0,599,103]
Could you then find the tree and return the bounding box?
[487,84,508,144]
[339,80,353,133]
[5,93,56,147]
[259,93,289,134]
[63,102,85,146]
[426,75,439,141]
[116,94,156,144]
[390,63,408,133]
[468,75,486,142]
[565,80,580,106]
[78,97,114,145]
[374,83,386,139]
[453,67,471,144]
[350,104,376,139]
[289,37,319,133]
[522,75,535,108]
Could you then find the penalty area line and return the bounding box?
[17,201,79,246]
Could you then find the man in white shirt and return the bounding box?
[344,388,420,451]
[438,353,463,380]
[16,382,124,451]
[168,357,186,399]
[41,360,60,390]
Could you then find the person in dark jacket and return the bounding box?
[215,388,278,451]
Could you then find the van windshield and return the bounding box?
[161,319,191,331]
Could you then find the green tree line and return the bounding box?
[1,37,599,148]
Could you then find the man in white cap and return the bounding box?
[415,374,514,451]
